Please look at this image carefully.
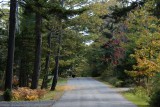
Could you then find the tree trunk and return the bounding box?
[31,12,42,89]
[19,58,28,87]
[50,33,61,91]
[50,0,64,91]
[5,0,17,91]
[41,32,52,89]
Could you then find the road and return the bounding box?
[0,77,136,107]
[0,100,55,107]
[52,77,137,107]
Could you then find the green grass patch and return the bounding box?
[40,90,63,101]
[122,92,149,107]
[39,77,68,101]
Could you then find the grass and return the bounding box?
[122,92,149,107]
[38,77,69,101]
[40,90,62,101]
[40,84,75,101]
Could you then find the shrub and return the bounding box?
[130,86,149,101]
[115,80,124,87]
[106,77,124,87]
[149,74,160,107]
[107,77,118,85]
[3,89,12,101]
[101,68,114,81]
[12,87,46,101]
[150,89,160,107]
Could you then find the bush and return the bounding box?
[150,90,160,107]
[3,89,12,101]
[104,77,124,87]
[123,79,135,87]
[12,87,46,101]
[130,86,149,101]
[149,74,160,107]
[107,77,118,85]
[101,68,114,81]
[115,80,124,87]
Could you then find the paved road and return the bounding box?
[0,100,55,107]
[52,77,137,107]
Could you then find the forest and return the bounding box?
[0,0,160,107]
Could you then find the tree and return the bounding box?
[31,7,42,89]
[50,0,87,90]
[41,32,52,89]
[5,0,17,90]
[16,10,35,87]
[122,1,160,85]
[51,23,62,90]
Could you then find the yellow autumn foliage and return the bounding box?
[12,87,46,101]
[125,2,160,78]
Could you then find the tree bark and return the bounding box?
[51,32,61,91]
[41,32,52,89]
[50,0,64,91]
[5,0,17,90]
[31,12,42,89]
[19,58,28,87]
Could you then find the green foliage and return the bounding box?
[129,86,149,101]
[3,89,12,101]
[123,92,149,107]
[124,1,160,82]
[107,77,124,87]
[150,90,160,107]
[149,74,160,107]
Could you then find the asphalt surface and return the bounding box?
[0,100,55,107]
[52,77,137,107]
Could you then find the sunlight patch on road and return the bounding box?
[56,85,76,91]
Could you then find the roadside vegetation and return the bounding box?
[123,90,149,107]
[1,78,68,101]
[0,0,160,106]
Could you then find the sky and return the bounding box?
[0,0,9,9]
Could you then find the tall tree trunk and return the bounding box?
[31,12,42,89]
[50,0,64,91]
[50,32,61,91]
[19,58,28,87]
[41,32,52,89]
[5,0,17,91]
